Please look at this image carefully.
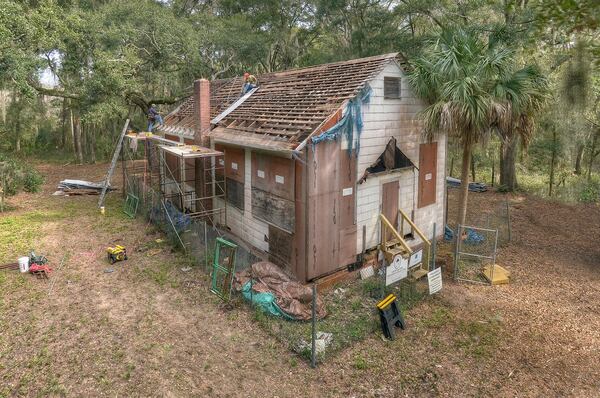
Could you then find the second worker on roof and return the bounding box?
[241,72,258,95]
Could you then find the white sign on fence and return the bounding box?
[428,267,443,295]
[409,249,423,267]
[385,255,408,286]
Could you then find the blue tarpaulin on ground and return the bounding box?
[240,281,294,320]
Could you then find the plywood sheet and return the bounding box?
[251,152,294,201]
[418,142,438,208]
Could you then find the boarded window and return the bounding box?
[251,188,295,232]
[384,76,401,99]
[226,177,244,210]
[268,225,293,270]
[418,142,438,208]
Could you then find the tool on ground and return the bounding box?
[98,118,130,208]
[106,245,128,264]
[29,251,52,279]
[0,262,19,270]
[377,294,405,340]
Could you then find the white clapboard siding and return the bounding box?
[354,61,447,253]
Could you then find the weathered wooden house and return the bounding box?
[156,53,446,282]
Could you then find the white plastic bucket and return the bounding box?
[18,256,29,273]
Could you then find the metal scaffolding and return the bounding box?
[122,133,227,228]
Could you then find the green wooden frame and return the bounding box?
[210,237,238,301]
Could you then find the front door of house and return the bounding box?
[382,180,399,228]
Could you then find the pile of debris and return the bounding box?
[446,176,487,192]
[54,179,114,196]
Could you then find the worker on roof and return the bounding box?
[241,72,258,95]
[147,104,163,132]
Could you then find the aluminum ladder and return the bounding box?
[98,119,130,208]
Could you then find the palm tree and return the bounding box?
[407,28,534,227]
[493,65,549,191]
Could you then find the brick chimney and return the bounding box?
[193,78,211,146]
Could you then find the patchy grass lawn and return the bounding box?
[0,161,599,397]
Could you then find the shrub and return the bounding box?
[23,169,44,193]
[0,155,44,195]
[579,180,600,203]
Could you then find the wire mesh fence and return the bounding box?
[446,187,512,247]
[453,224,498,284]
[121,138,433,366]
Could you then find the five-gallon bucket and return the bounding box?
[18,256,30,273]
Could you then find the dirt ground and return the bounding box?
[0,162,599,397]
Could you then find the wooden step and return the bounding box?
[383,246,408,263]
[410,268,429,280]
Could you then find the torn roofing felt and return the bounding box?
[358,137,415,183]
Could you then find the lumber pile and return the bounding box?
[54,179,116,196]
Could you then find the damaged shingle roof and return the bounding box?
[160,53,401,151]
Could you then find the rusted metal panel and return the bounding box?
[382,180,399,227]
[251,188,295,232]
[251,152,294,201]
[418,142,438,208]
[268,224,293,272]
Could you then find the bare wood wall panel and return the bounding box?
[251,188,295,232]
[418,142,438,208]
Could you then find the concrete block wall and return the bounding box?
[353,61,447,252]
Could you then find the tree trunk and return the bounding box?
[574,143,584,174]
[457,143,472,227]
[588,131,599,181]
[90,124,96,164]
[500,134,519,191]
[491,154,495,187]
[73,111,83,164]
[61,99,67,149]
[549,129,557,196]
[470,154,476,182]
[69,107,76,157]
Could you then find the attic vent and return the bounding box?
[384,77,401,99]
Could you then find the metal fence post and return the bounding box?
[431,222,437,271]
[311,283,317,368]
[453,224,461,281]
[506,199,512,243]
